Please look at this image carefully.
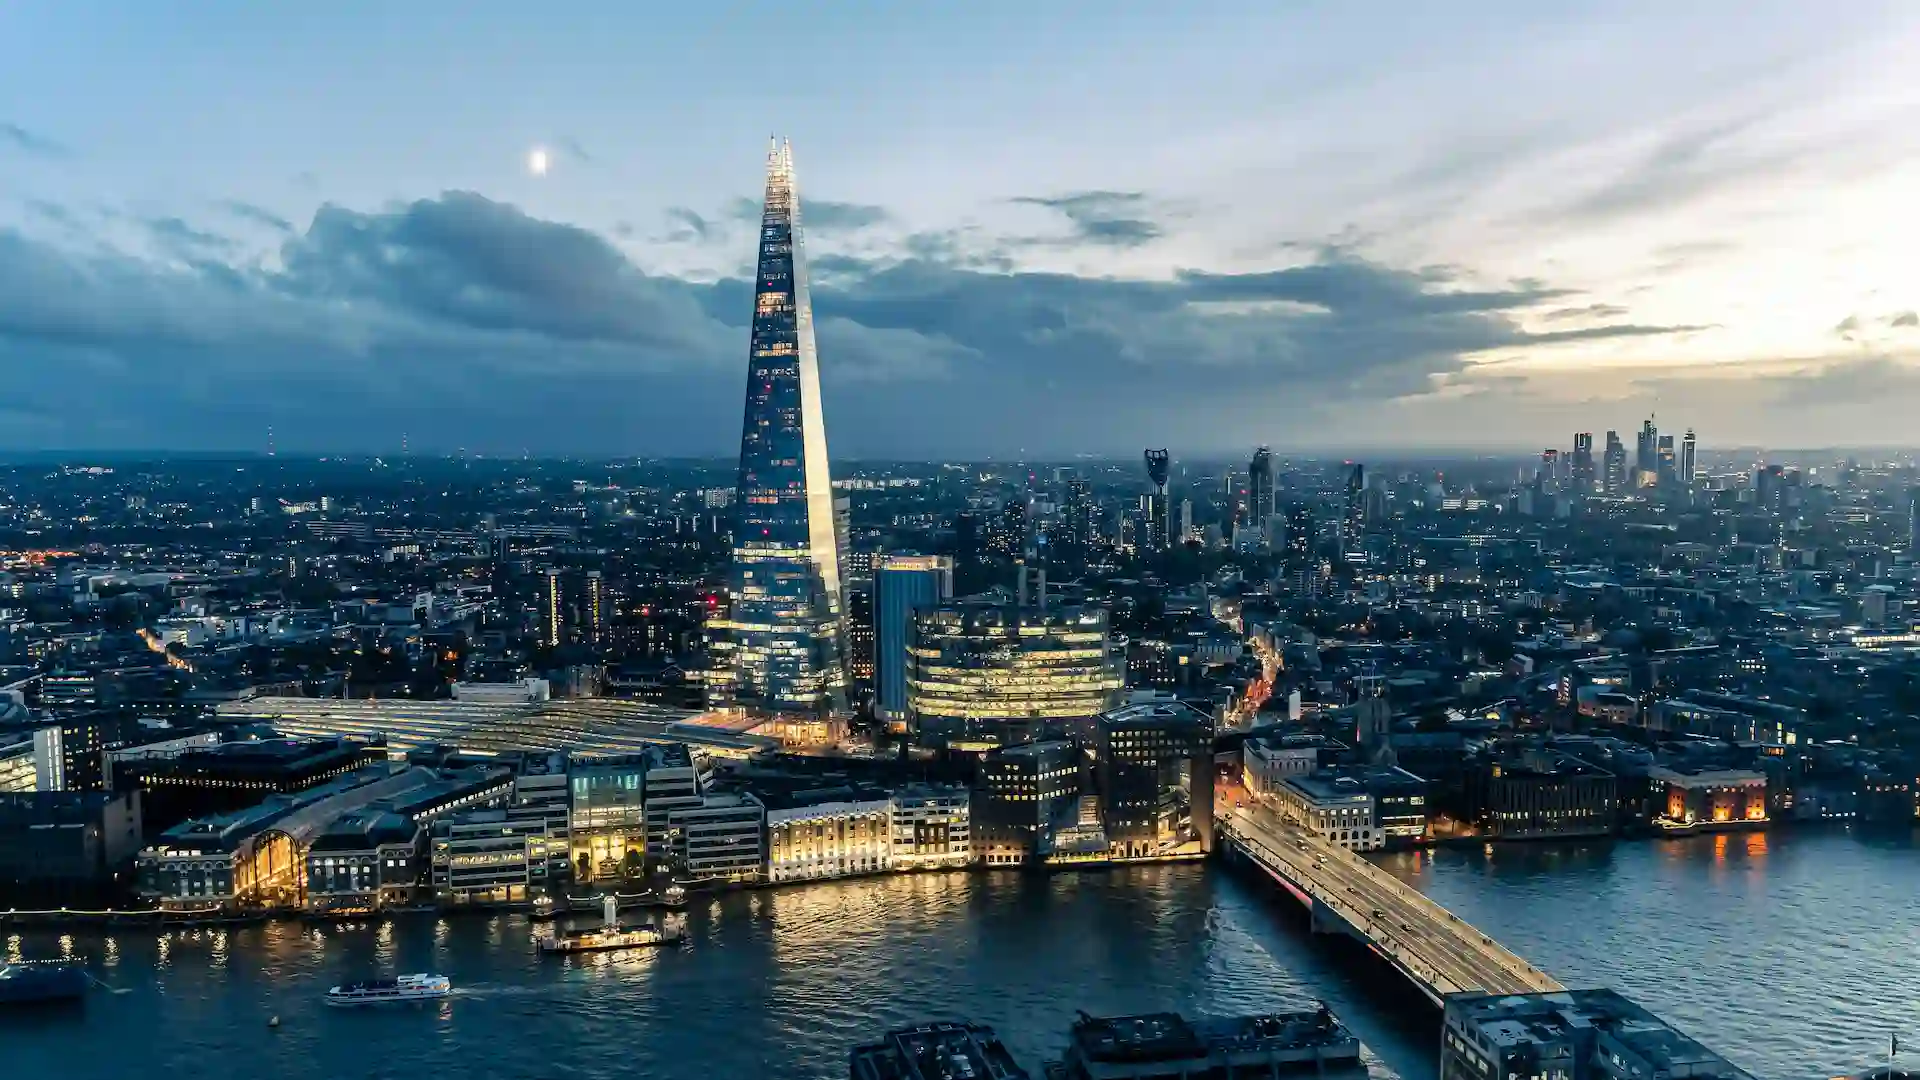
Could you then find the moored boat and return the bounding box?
[0,960,88,1006]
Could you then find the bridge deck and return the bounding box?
[1225,805,1562,1000]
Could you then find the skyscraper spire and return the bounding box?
[714,137,847,717]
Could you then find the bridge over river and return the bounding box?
[1220,804,1563,1005]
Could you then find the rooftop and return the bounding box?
[1449,990,1756,1080]
[849,1021,1031,1080]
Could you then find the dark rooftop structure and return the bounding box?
[1442,989,1756,1080]
[1060,1008,1361,1078]
[849,1021,1032,1080]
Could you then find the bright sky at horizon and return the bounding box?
[2,2,1917,456]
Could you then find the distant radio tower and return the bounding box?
[401,431,410,456]
[266,425,276,457]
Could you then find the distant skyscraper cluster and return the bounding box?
[1564,417,1698,499]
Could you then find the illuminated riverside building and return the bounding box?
[905,596,1124,751]
[711,138,849,719]
[765,791,893,882]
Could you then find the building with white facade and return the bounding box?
[889,785,971,870]
[1269,772,1382,851]
[766,792,893,883]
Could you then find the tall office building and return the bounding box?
[1571,433,1595,493]
[1249,446,1275,539]
[906,595,1124,750]
[538,567,565,648]
[584,570,608,644]
[1656,435,1677,489]
[715,139,847,716]
[1680,429,1698,486]
[1636,416,1658,486]
[1342,463,1366,549]
[1141,450,1171,553]
[1603,431,1626,495]
[873,555,953,725]
[1909,487,1920,551]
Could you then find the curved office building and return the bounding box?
[905,601,1124,750]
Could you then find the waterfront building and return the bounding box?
[974,739,1081,865]
[640,744,708,864]
[0,790,143,905]
[136,764,502,910]
[1467,748,1617,840]
[1648,767,1767,828]
[304,767,512,911]
[429,804,568,905]
[1441,989,1755,1080]
[906,597,1124,751]
[670,790,765,883]
[889,784,972,870]
[1270,772,1381,851]
[569,753,651,880]
[850,1021,1032,1080]
[873,555,954,727]
[765,790,893,883]
[713,138,849,719]
[1095,700,1213,857]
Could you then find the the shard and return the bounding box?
[714,138,847,716]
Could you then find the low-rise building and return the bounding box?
[430,804,568,905]
[0,790,143,905]
[672,791,764,883]
[1270,772,1381,851]
[889,784,971,870]
[1241,733,1333,796]
[1468,748,1617,840]
[1648,767,1768,829]
[766,790,893,883]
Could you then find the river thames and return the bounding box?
[5,829,1913,1080]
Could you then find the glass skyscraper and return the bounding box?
[873,555,953,725]
[713,139,848,716]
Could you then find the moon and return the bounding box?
[527,147,550,176]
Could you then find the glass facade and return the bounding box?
[873,556,953,723]
[906,601,1124,749]
[713,137,847,717]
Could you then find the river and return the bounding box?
[4,829,1912,1080]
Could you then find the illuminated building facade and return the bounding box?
[713,138,848,718]
[1649,768,1767,828]
[906,599,1124,750]
[765,793,893,882]
[1248,446,1275,541]
[568,754,649,880]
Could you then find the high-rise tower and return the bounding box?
[1680,429,1698,487]
[1141,449,1171,553]
[1603,431,1626,495]
[1249,446,1276,536]
[715,138,847,716]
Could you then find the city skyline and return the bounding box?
[2,4,1918,456]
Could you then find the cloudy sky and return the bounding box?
[2,2,1917,458]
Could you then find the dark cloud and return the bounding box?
[1834,314,1862,339]
[218,200,294,233]
[0,121,69,158]
[1012,190,1163,247]
[1889,311,1917,329]
[0,192,1708,456]
[560,137,593,164]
